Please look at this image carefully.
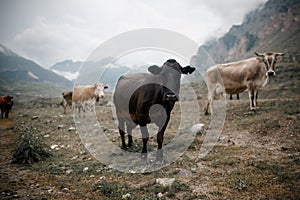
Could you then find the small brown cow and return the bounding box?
[61,91,73,114]
[0,95,14,118]
[72,83,108,113]
[204,52,284,114]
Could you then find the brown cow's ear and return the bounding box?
[181,66,195,74]
[104,85,108,89]
[148,65,161,74]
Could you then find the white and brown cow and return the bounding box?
[204,52,284,115]
[72,83,108,114]
[60,91,72,114]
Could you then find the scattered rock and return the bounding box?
[156,178,175,187]
[122,193,131,199]
[191,123,205,135]
[157,192,164,199]
[43,134,50,138]
[65,169,73,175]
[32,116,39,120]
[191,168,197,173]
[57,125,64,129]
[68,126,76,131]
[83,167,89,173]
[50,144,58,150]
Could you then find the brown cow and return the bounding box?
[114,59,195,161]
[0,95,14,118]
[72,83,108,113]
[204,52,284,115]
[60,91,73,114]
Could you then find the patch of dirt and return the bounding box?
[0,63,299,199]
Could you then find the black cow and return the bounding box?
[0,95,14,118]
[113,59,195,161]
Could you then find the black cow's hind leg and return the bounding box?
[127,123,134,148]
[118,118,127,150]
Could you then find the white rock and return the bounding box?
[191,123,205,135]
[83,167,89,173]
[156,178,175,187]
[57,125,64,129]
[65,169,73,175]
[32,116,39,120]
[50,144,58,149]
[122,193,131,199]
[43,134,50,138]
[68,126,76,131]
[157,192,164,198]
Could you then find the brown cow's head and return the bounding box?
[93,83,108,100]
[255,52,284,77]
[148,59,195,102]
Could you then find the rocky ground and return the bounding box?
[0,63,299,199]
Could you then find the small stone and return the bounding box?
[156,178,175,187]
[191,168,197,173]
[68,127,76,131]
[157,192,164,198]
[65,169,73,175]
[122,193,131,199]
[58,125,64,129]
[43,134,50,138]
[83,167,89,173]
[32,116,39,120]
[50,144,58,149]
[191,123,205,135]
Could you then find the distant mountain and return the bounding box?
[0,44,72,96]
[50,60,82,81]
[51,57,133,91]
[192,0,300,65]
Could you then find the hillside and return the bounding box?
[0,44,72,96]
[192,0,300,64]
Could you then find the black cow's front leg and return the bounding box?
[140,126,149,160]
[156,116,170,162]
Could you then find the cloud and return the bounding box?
[4,0,267,68]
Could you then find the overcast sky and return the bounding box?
[0,0,267,68]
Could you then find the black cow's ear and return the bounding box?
[181,66,195,74]
[104,85,108,89]
[148,65,161,74]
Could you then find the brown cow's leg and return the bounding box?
[247,83,255,111]
[140,126,149,160]
[254,90,259,109]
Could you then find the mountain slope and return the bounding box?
[192,0,300,64]
[0,44,72,96]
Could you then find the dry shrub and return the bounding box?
[12,128,51,165]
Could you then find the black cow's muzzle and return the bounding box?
[164,93,178,102]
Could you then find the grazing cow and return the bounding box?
[72,83,108,113]
[60,91,72,114]
[204,52,284,115]
[113,59,195,161]
[0,95,14,118]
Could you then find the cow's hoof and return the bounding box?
[121,145,128,150]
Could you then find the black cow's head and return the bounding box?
[148,59,195,102]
